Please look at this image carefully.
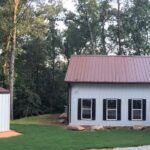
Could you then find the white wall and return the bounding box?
[0,94,10,132]
[70,83,150,126]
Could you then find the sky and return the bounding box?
[62,0,118,11]
[56,0,76,31]
[62,0,76,12]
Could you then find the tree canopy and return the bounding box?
[0,0,150,118]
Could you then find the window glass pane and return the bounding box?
[82,110,91,119]
[107,110,116,119]
[108,100,116,109]
[133,100,141,109]
[82,99,91,108]
[133,110,142,119]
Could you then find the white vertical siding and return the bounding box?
[70,83,150,126]
[0,94,10,132]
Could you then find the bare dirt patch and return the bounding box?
[0,130,21,138]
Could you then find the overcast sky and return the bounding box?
[62,0,118,11]
[62,0,76,12]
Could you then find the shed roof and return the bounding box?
[65,55,150,83]
[0,87,9,94]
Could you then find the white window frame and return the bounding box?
[131,99,143,121]
[106,99,117,121]
[81,99,92,120]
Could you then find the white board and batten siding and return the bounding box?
[0,93,10,132]
[70,83,150,126]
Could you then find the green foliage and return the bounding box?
[64,0,150,55]
[14,85,41,118]
[127,0,150,54]
[14,37,67,118]
[64,0,101,55]
[18,7,49,39]
[107,0,150,54]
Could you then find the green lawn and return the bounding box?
[0,115,150,150]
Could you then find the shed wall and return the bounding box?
[70,83,150,126]
[0,94,10,132]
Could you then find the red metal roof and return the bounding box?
[0,87,9,94]
[65,55,150,83]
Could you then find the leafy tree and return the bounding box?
[13,1,67,118]
[14,37,67,117]
[127,0,150,55]
[63,0,113,56]
[108,0,150,55]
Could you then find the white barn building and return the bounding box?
[65,55,150,126]
[0,87,10,132]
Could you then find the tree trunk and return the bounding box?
[101,20,106,54]
[117,0,122,55]
[10,0,20,120]
[85,13,96,54]
[49,19,55,113]
[82,5,96,54]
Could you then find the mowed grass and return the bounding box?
[0,115,150,150]
[11,114,59,125]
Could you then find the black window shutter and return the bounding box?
[103,99,107,120]
[78,99,81,120]
[117,99,121,120]
[128,99,132,120]
[92,99,96,120]
[142,99,146,120]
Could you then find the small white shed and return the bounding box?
[0,87,10,132]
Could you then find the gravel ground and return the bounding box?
[88,145,150,150]
[115,145,150,150]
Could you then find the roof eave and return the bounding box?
[64,81,150,84]
[0,88,10,94]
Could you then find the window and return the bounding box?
[128,99,146,121]
[103,99,121,121]
[132,100,142,120]
[107,99,117,120]
[81,99,92,119]
[78,98,96,120]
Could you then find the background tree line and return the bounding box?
[0,0,150,119]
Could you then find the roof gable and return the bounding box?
[65,55,150,83]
